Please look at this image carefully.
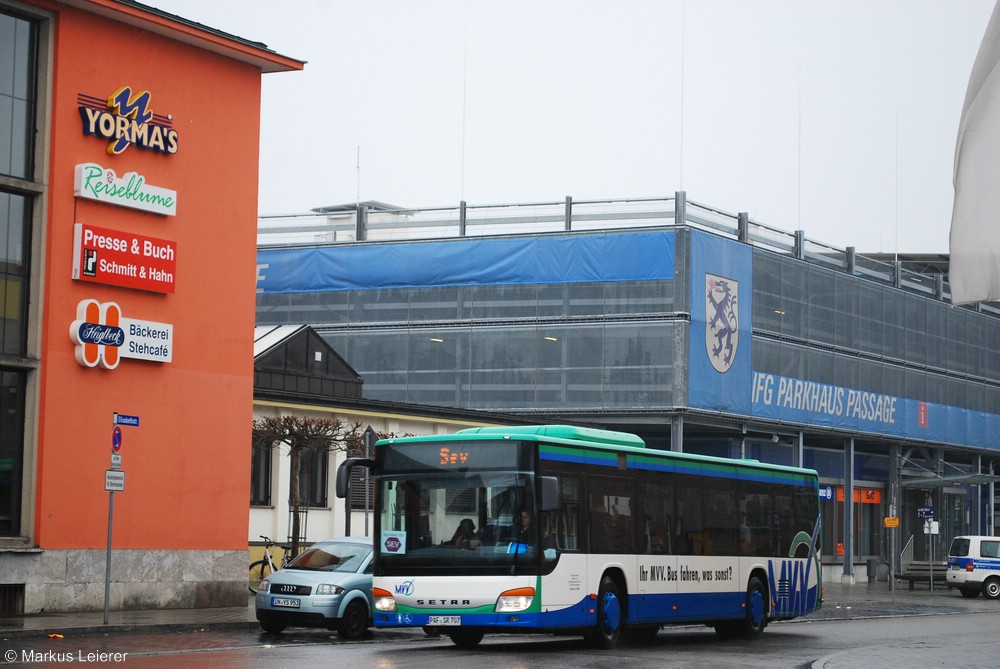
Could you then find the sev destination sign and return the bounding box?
[74,162,176,216]
[72,223,176,294]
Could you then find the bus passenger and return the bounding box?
[448,518,481,549]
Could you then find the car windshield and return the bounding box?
[286,542,370,572]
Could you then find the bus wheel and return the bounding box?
[448,628,484,648]
[587,575,624,649]
[740,576,768,638]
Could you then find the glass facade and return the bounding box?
[258,279,677,327]
[0,190,29,356]
[323,319,680,410]
[0,10,35,180]
[753,250,999,412]
[0,8,36,538]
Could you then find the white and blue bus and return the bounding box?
[337,425,821,648]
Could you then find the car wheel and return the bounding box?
[259,620,286,634]
[337,598,370,639]
[982,577,1000,600]
[960,587,980,598]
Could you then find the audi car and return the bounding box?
[254,536,374,638]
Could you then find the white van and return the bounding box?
[946,535,1000,598]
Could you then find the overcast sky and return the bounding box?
[151,0,994,253]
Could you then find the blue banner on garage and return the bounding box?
[688,230,753,415]
[256,231,675,294]
[751,371,1000,450]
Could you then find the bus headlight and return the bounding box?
[495,587,534,613]
[373,587,396,612]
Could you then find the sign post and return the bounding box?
[104,412,135,625]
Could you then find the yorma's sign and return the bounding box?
[72,223,176,294]
[69,299,173,369]
[74,163,176,216]
[78,86,178,156]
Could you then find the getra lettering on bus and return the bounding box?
[416,599,470,606]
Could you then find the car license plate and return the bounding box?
[271,597,301,608]
[427,615,461,626]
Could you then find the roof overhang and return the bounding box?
[901,473,1000,488]
[61,0,305,73]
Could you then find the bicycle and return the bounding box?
[249,535,292,594]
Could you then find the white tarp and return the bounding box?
[950,0,1000,305]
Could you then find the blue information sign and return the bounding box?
[115,414,140,427]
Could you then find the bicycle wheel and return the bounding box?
[248,559,273,594]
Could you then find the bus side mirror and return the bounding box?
[335,457,374,498]
[540,476,558,511]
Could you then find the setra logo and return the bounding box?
[69,299,123,369]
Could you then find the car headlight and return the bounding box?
[373,587,396,612]
[495,587,534,612]
[258,578,269,592]
[315,584,345,596]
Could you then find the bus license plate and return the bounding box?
[271,597,301,608]
[427,615,461,626]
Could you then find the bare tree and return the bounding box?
[252,415,365,557]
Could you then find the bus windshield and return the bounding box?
[375,439,551,575]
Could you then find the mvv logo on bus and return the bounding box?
[768,524,821,617]
[767,558,818,616]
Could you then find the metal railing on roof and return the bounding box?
[257,192,999,318]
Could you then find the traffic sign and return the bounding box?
[104,469,125,492]
[112,425,123,452]
[110,453,122,470]
[917,506,933,518]
[114,414,140,427]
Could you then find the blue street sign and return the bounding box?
[917,506,933,518]
[115,414,140,427]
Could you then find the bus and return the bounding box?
[336,424,821,648]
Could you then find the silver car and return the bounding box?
[254,536,373,638]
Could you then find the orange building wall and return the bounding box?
[35,3,265,550]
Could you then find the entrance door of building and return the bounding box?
[821,482,884,566]
[901,488,966,563]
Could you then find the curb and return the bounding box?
[0,620,260,641]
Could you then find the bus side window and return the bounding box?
[590,496,615,553]
[559,477,580,551]
[643,516,669,555]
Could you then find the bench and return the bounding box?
[896,561,948,590]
